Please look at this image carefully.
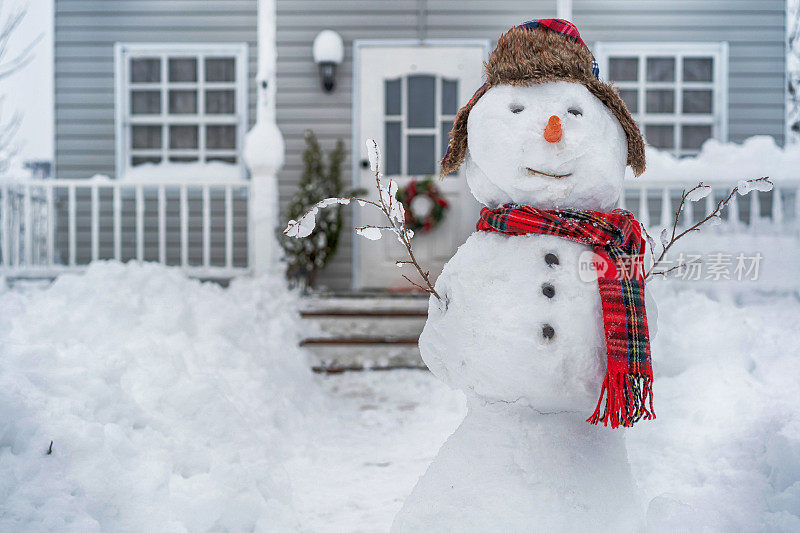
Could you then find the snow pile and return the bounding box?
[630,282,800,531]
[631,136,800,183]
[121,161,243,182]
[0,262,318,531]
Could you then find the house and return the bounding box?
[6,3,795,274]
[44,0,787,292]
[0,0,782,367]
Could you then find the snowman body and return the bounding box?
[392,81,647,531]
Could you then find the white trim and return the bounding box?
[114,43,248,179]
[594,41,729,156]
[350,38,490,290]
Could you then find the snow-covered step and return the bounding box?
[301,338,423,371]
[302,294,429,313]
[300,310,426,338]
[300,295,428,371]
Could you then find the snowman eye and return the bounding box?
[567,108,583,117]
[509,104,525,114]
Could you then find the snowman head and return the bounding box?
[442,20,645,211]
[465,82,627,210]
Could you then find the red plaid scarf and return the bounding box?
[477,205,654,428]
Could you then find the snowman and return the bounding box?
[392,20,656,532]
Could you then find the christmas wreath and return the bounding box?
[395,178,449,233]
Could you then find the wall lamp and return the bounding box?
[312,30,344,93]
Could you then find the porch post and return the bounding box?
[244,0,285,275]
[556,0,573,21]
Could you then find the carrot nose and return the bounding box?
[544,115,562,143]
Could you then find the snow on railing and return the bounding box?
[621,179,800,233]
[0,177,251,278]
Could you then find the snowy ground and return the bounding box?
[2,262,800,531]
[287,371,464,532]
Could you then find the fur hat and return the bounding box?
[441,19,646,178]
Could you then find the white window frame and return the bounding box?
[594,42,729,156]
[114,43,249,178]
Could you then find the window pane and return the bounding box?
[619,89,638,113]
[645,124,674,149]
[132,156,161,166]
[131,90,161,114]
[131,125,162,149]
[205,58,235,82]
[442,78,458,115]
[169,90,197,114]
[130,58,160,83]
[441,120,452,161]
[385,78,401,116]
[646,89,674,113]
[407,135,435,175]
[169,58,197,82]
[609,57,638,81]
[205,90,235,114]
[169,156,199,163]
[683,57,713,82]
[646,57,675,82]
[384,121,401,175]
[169,125,198,149]
[683,90,713,114]
[681,125,712,150]
[206,125,236,149]
[407,75,435,128]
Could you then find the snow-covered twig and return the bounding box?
[284,139,440,299]
[645,176,773,279]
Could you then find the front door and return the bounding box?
[354,42,487,290]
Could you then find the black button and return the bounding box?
[542,283,555,298]
[542,324,555,340]
[544,253,559,266]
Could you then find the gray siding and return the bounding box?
[54,0,259,181]
[55,0,786,288]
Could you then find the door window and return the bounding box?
[383,74,459,176]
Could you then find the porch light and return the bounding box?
[312,30,344,92]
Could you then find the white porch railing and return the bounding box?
[0,178,251,279]
[620,179,800,233]
[1,177,798,280]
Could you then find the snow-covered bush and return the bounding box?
[280,131,349,288]
[285,139,439,298]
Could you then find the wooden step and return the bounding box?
[299,295,429,371]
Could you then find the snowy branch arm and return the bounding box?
[284,139,441,299]
[645,176,773,279]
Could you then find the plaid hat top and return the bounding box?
[441,19,645,178]
[518,19,600,78]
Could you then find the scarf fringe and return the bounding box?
[587,371,655,428]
